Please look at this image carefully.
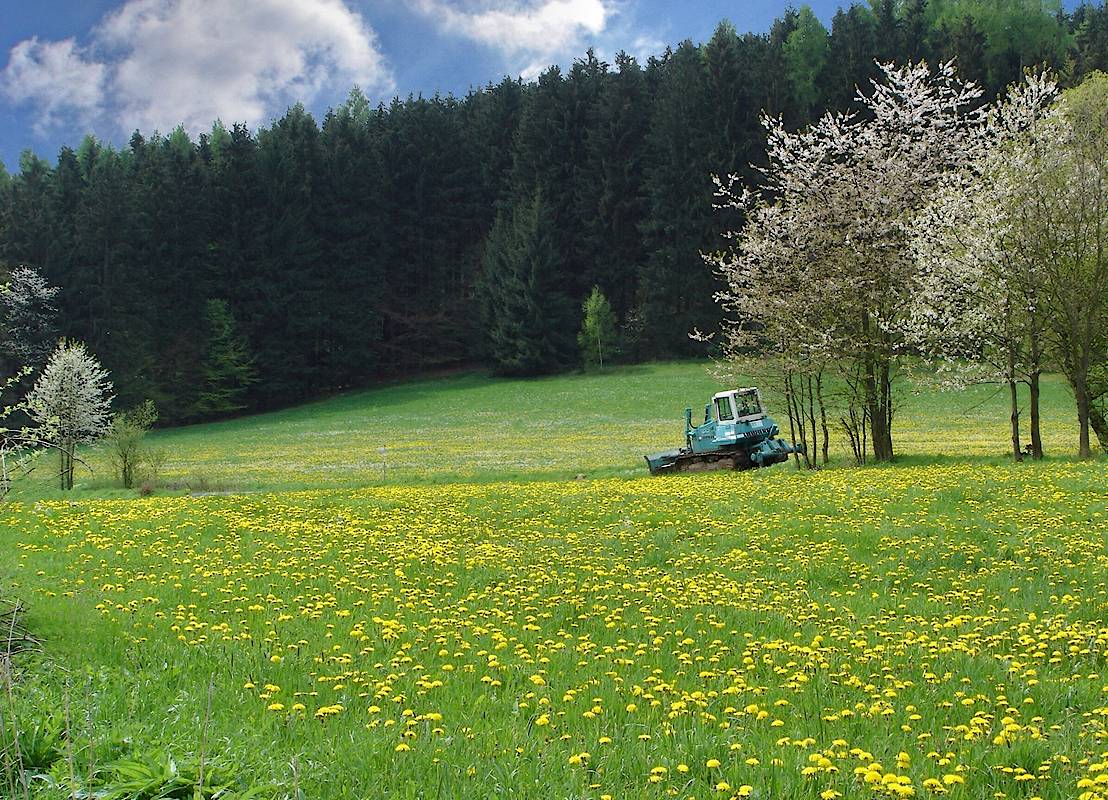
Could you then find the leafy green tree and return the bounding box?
[193,300,256,419]
[578,287,618,369]
[786,6,831,119]
[478,192,575,375]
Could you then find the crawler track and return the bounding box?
[646,449,753,473]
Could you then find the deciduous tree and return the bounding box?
[25,340,113,489]
[712,61,986,462]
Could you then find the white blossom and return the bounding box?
[25,340,113,489]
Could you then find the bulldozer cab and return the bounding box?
[713,388,765,423]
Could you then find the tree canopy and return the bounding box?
[1,1,1104,422]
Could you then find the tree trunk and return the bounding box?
[1007,344,1023,462]
[806,375,818,469]
[784,372,803,469]
[1076,380,1092,459]
[1009,377,1023,462]
[1028,315,1044,459]
[1029,370,1043,459]
[1090,403,1108,454]
[817,372,830,465]
[866,356,894,462]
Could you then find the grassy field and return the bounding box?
[14,361,1089,494]
[1,363,1106,799]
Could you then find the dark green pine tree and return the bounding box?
[46,147,83,305]
[205,122,265,382]
[129,127,209,420]
[478,192,576,375]
[637,41,718,357]
[318,90,385,387]
[823,4,878,111]
[510,57,602,305]
[375,95,482,371]
[872,0,900,63]
[193,299,257,418]
[464,77,525,220]
[0,152,55,273]
[254,103,327,402]
[1073,2,1108,80]
[938,15,988,88]
[579,51,648,318]
[74,141,153,407]
[898,0,931,64]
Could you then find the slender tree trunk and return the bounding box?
[1009,378,1023,462]
[790,372,811,468]
[784,372,802,469]
[817,372,829,465]
[1029,370,1043,459]
[1007,344,1023,462]
[806,375,818,469]
[1028,313,1044,459]
[862,407,868,463]
[66,444,75,490]
[883,361,894,457]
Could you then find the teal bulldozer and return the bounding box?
[645,387,800,474]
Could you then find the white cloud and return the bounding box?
[2,38,107,133]
[1,0,394,136]
[417,0,614,78]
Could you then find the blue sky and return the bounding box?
[0,1,844,172]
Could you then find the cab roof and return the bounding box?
[712,388,759,400]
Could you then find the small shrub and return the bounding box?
[105,400,157,489]
[142,447,168,486]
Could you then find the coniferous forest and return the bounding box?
[1,1,1106,424]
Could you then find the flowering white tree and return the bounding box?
[911,71,1108,458]
[25,341,113,490]
[907,72,1058,461]
[0,265,58,369]
[711,61,986,463]
[1026,73,1108,457]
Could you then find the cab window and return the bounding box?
[737,392,761,417]
[714,396,734,421]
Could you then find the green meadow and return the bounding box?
[11,362,1088,496]
[1,363,1105,800]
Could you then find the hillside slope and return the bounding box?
[31,361,1085,494]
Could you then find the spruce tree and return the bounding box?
[478,192,575,375]
[193,299,256,419]
[824,5,878,111]
[638,41,717,357]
